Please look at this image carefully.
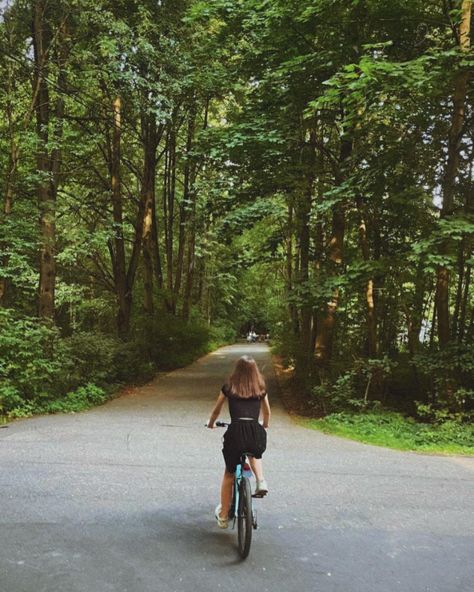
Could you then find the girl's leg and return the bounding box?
[248,457,264,481]
[220,470,234,517]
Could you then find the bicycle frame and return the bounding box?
[229,454,246,526]
[212,421,258,558]
[213,421,253,523]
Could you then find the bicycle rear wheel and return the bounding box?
[237,476,253,559]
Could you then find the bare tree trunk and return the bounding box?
[32,3,68,321]
[315,136,352,366]
[458,263,471,342]
[0,79,18,305]
[452,238,465,338]
[162,132,170,294]
[436,0,471,346]
[407,265,427,355]
[466,298,474,342]
[356,195,378,357]
[166,129,176,310]
[297,127,316,377]
[286,200,299,336]
[174,109,195,309]
[150,135,164,293]
[182,228,196,320]
[110,96,130,337]
[311,135,326,352]
[141,115,158,315]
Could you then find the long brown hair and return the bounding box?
[228,356,266,398]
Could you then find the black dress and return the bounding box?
[221,383,267,473]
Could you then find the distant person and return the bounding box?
[206,356,271,529]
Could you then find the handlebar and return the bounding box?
[204,421,229,428]
[206,421,267,428]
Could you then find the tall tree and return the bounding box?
[436,0,472,347]
[32,1,69,320]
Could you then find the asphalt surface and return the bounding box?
[1,343,473,592]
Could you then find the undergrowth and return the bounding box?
[302,411,474,455]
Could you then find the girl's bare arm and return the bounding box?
[207,392,226,428]
[261,394,271,428]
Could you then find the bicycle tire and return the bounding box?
[237,476,253,559]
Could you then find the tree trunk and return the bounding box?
[151,172,164,290]
[286,201,299,336]
[141,115,158,315]
[356,195,378,357]
[436,0,471,347]
[458,263,471,342]
[315,136,352,365]
[452,237,465,338]
[110,96,130,337]
[0,104,18,306]
[32,3,68,321]
[407,265,427,355]
[182,228,196,320]
[174,109,196,309]
[296,127,315,377]
[166,129,176,309]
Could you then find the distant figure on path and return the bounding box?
[207,356,271,528]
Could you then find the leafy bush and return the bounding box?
[39,383,107,414]
[0,309,66,411]
[131,311,212,371]
[113,338,156,383]
[209,322,237,349]
[311,356,397,414]
[412,344,474,413]
[58,331,123,389]
[7,383,107,418]
[415,389,474,424]
[0,306,225,421]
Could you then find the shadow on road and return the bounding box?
[138,506,258,566]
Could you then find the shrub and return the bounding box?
[1,306,225,420]
[209,322,237,348]
[412,344,474,413]
[59,331,123,388]
[311,356,397,414]
[131,311,212,370]
[0,308,66,409]
[39,383,107,414]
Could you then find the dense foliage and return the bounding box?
[1,1,473,426]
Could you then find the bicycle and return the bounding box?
[215,420,258,559]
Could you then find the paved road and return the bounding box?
[1,343,473,592]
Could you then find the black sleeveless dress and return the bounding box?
[221,383,267,473]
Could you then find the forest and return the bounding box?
[1,0,473,446]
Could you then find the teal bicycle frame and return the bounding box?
[229,452,253,526]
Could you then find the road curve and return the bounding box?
[1,343,473,592]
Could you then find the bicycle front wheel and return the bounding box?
[237,476,253,559]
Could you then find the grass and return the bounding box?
[299,411,474,456]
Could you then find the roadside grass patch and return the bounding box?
[301,411,474,456]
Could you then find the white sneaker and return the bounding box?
[215,504,228,529]
[254,479,268,497]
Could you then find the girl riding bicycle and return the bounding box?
[207,355,271,529]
